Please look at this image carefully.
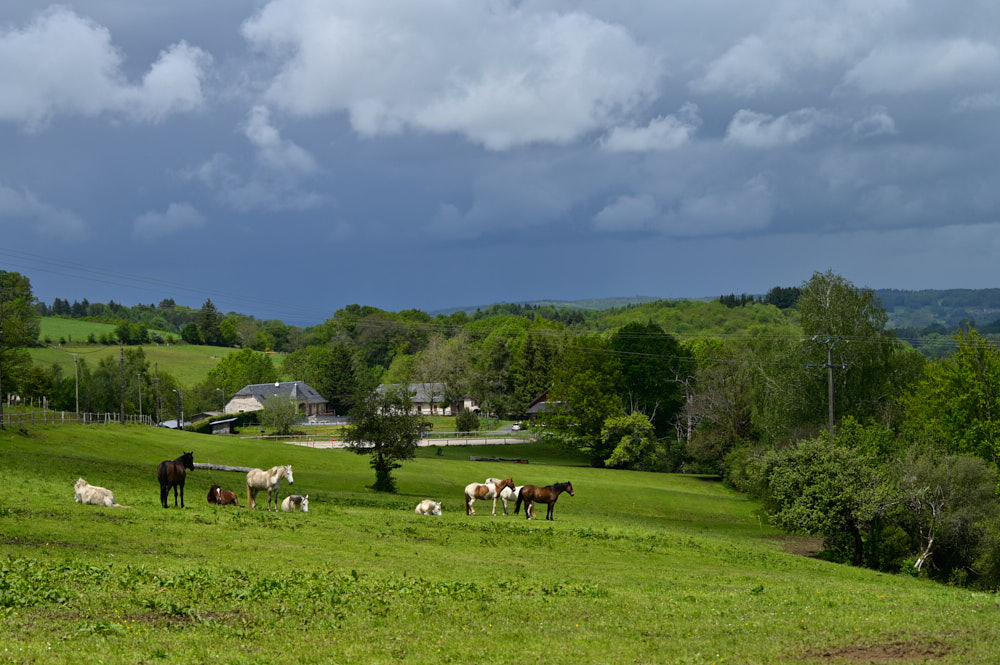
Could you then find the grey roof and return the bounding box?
[234,381,327,404]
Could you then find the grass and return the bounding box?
[2,425,999,664]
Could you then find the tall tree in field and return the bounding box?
[281,343,360,415]
[753,270,916,444]
[903,329,1000,464]
[610,321,690,439]
[198,299,224,346]
[207,348,278,398]
[0,271,40,427]
[541,334,624,466]
[345,386,422,492]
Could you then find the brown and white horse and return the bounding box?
[246,465,294,511]
[207,484,240,506]
[464,477,514,516]
[515,482,574,520]
[485,477,523,515]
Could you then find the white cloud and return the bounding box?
[242,0,659,149]
[852,107,896,138]
[189,107,324,212]
[844,39,1000,94]
[133,203,206,240]
[243,105,318,174]
[953,91,1000,112]
[0,7,211,129]
[593,194,659,231]
[692,0,906,97]
[601,103,701,152]
[726,108,827,148]
[0,184,86,239]
[593,176,774,237]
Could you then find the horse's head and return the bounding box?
[285,465,294,484]
[75,478,87,490]
[181,451,195,470]
[301,495,309,512]
[500,477,514,491]
[565,482,575,496]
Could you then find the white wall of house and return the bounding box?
[225,396,262,414]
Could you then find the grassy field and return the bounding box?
[29,343,241,386]
[2,426,998,664]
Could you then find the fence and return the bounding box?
[0,410,155,429]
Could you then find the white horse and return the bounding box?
[246,465,294,511]
[415,499,442,515]
[74,478,128,508]
[464,477,514,516]
[280,494,309,512]
[486,478,523,516]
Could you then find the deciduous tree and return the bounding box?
[345,386,422,492]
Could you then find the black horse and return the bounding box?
[514,481,574,520]
[158,451,194,508]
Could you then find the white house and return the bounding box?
[225,381,328,417]
[376,383,479,416]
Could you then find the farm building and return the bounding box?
[225,381,328,416]
[376,382,479,416]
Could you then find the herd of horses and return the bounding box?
[83,451,575,520]
[463,477,575,520]
[154,451,301,511]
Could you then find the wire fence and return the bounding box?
[0,410,156,429]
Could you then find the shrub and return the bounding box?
[455,409,480,433]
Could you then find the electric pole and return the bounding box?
[119,339,125,424]
[807,336,848,445]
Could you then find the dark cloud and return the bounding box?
[3,0,1000,322]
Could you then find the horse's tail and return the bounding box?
[464,490,471,515]
[514,491,523,515]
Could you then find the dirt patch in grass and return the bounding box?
[801,636,957,663]
[777,535,825,557]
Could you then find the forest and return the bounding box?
[5,269,1000,587]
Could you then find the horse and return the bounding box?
[157,451,194,509]
[464,477,514,516]
[415,499,442,515]
[280,494,309,512]
[246,465,294,511]
[207,484,240,506]
[486,477,523,516]
[514,482,574,520]
[74,478,128,508]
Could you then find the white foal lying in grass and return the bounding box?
[74,478,129,508]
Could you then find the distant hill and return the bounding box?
[875,289,1000,330]
[430,296,663,316]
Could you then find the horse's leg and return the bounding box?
[501,495,508,516]
[160,481,168,509]
[179,480,185,508]
[491,495,497,516]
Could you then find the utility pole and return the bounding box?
[807,336,848,445]
[119,339,125,424]
[73,353,79,416]
[136,373,142,419]
[154,363,161,425]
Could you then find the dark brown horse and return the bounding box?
[515,482,574,520]
[158,451,194,508]
[207,484,239,506]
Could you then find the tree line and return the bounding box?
[8,269,1000,588]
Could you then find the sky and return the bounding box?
[3,1,1000,326]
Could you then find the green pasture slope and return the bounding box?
[2,428,998,664]
[31,319,240,385]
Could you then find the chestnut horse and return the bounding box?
[464,477,514,516]
[157,451,194,508]
[515,481,574,520]
[207,484,239,506]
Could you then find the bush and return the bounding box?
[455,409,480,433]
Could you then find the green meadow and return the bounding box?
[2,425,998,664]
[31,319,247,386]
